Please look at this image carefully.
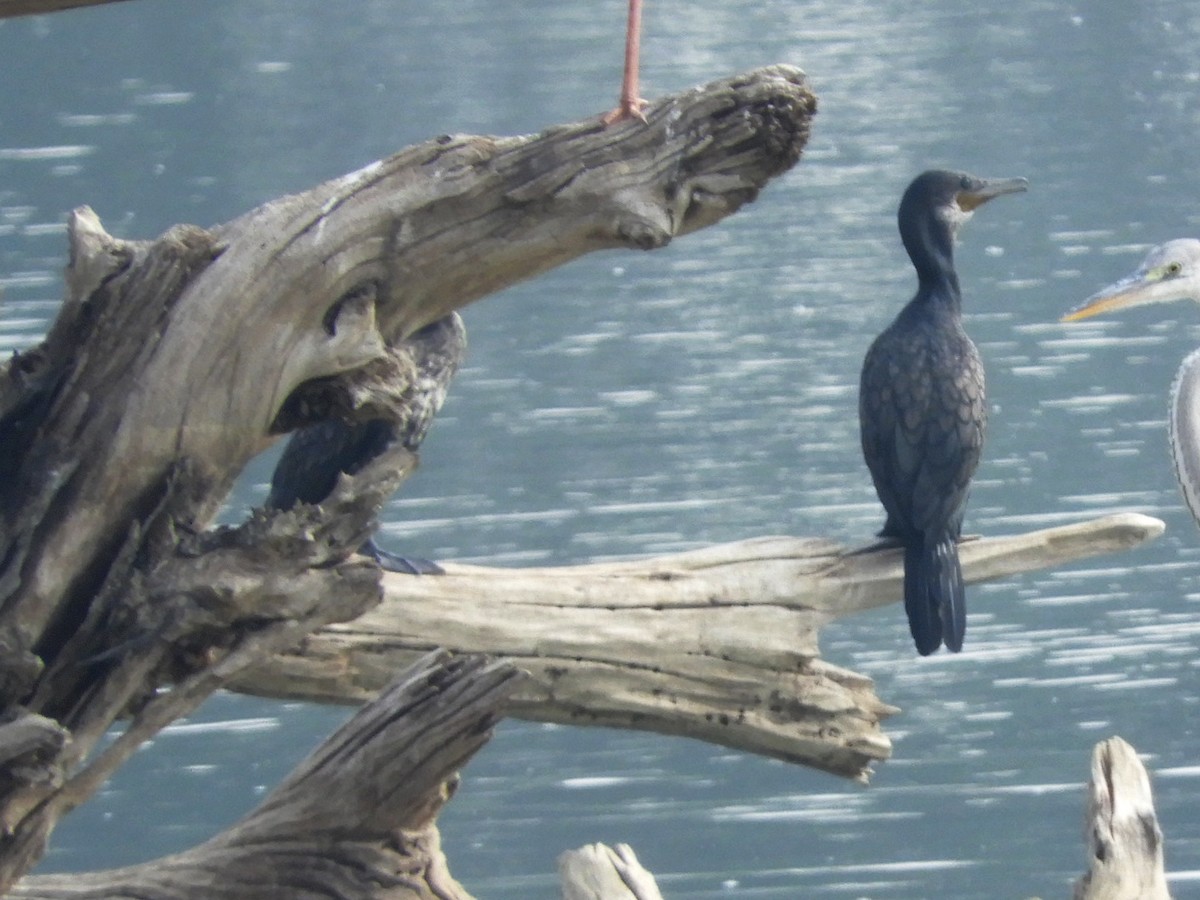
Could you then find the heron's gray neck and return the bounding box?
[1169,346,1200,529]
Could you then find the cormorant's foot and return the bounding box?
[601,97,649,126]
[79,629,159,666]
[361,540,445,576]
[845,535,906,556]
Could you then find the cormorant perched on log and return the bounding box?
[267,313,466,574]
[859,169,1026,655]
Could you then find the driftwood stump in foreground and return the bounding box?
[557,734,1173,900]
[1074,736,1170,900]
[0,63,816,890]
[233,513,1164,782]
[560,844,665,900]
[12,657,1174,899]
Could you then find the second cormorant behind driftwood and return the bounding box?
[859,169,1026,655]
[267,313,466,574]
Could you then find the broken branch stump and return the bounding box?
[559,843,665,900]
[1074,736,1170,900]
[13,652,522,900]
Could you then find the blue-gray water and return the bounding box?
[5,1,1200,896]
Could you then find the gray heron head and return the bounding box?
[1063,239,1200,322]
[1063,238,1200,533]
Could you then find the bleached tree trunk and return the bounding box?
[0,60,817,891]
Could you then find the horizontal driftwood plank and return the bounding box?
[232,513,1162,781]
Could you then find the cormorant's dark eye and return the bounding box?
[960,176,973,190]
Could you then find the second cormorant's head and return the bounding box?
[899,169,1028,283]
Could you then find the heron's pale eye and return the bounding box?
[1166,262,1183,277]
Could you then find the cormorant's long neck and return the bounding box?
[901,214,961,307]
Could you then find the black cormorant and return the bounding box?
[267,312,466,574]
[859,169,1026,655]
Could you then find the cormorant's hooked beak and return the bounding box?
[956,177,1029,212]
[1062,263,1190,322]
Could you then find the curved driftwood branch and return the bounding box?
[14,651,522,899]
[1074,736,1170,900]
[232,513,1163,782]
[2,60,815,650]
[0,62,815,684]
[0,64,816,888]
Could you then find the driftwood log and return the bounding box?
[0,61,817,891]
[233,513,1164,782]
[13,651,523,900]
[12,655,1177,899]
[1074,736,1170,900]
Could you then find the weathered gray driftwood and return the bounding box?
[14,651,521,900]
[560,843,665,900]
[0,0,129,18]
[0,62,815,889]
[1074,736,1170,900]
[232,513,1163,783]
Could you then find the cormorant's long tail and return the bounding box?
[903,537,966,655]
